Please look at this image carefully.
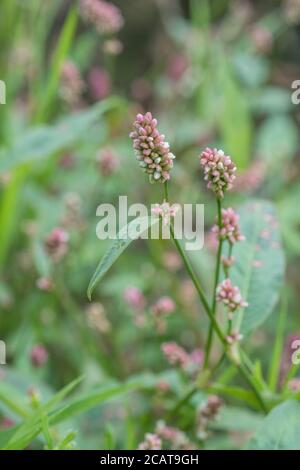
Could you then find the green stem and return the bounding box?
[223,242,233,278]
[237,363,268,413]
[163,183,268,413]
[168,386,198,418]
[204,198,223,368]
[164,183,225,344]
[268,292,287,391]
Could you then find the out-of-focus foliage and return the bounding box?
[0,0,300,451]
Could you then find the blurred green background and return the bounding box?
[0,0,300,450]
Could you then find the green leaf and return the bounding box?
[219,57,252,170]
[87,216,159,300]
[251,87,292,115]
[0,98,121,173]
[248,400,300,450]
[208,384,261,410]
[211,406,263,432]
[230,200,285,335]
[278,185,300,256]
[233,52,269,88]
[50,380,143,425]
[256,115,299,166]
[0,382,30,418]
[3,377,82,450]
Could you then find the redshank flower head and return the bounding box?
[199,147,236,198]
[212,207,245,244]
[44,228,69,262]
[138,433,162,450]
[80,0,124,35]
[123,286,145,311]
[216,278,248,313]
[130,112,175,184]
[30,344,48,367]
[151,201,179,225]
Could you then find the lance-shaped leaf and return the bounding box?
[87,216,159,300]
[247,400,300,450]
[230,200,285,336]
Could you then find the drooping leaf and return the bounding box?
[248,400,300,450]
[0,98,121,172]
[87,216,159,300]
[230,200,285,336]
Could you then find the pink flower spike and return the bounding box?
[138,433,162,450]
[152,296,175,316]
[30,344,48,367]
[151,202,179,225]
[79,0,124,35]
[123,286,145,311]
[199,148,236,198]
[161,342,190,369]
[216,278,248,313]
[130,113,175,183]
[212,207,245,244]
[44,228,69,263]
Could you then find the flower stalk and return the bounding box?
[204,197,223,368]
[163,181,268,413]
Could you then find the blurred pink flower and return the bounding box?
[97,147,119,176]
[123,286,145,311]
[199,147,236,198]
[151,296,176,333]
[44,228,69,262]
[212,207,245,244]
[152,202,179,225]
[60,60,84,106]
[36,277,53,292]
[85,302,111,333]
[80,0,124,34]
[226,329,243,345]
[30,344,48,367]
[103,38,123,55]
[152,296,175,316]
[155,421,190,449]
[221,255,235,269]
[161,342,190,369]
[58,152,76,170]
[205,230,218,252]
[88,67,112,101]
[233,161,266,193]
[138,433,162,450]
[190,348,204,367]
[216,278,248,314]
[1,418,14,429]
[288,378,300,392]
[166,54,188,82]
[130,112,175,183]
[250,25,273,54]
[197,395,223,438]
[162,251,181,271]
[131,79,152,102]
[279,333,300,385]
